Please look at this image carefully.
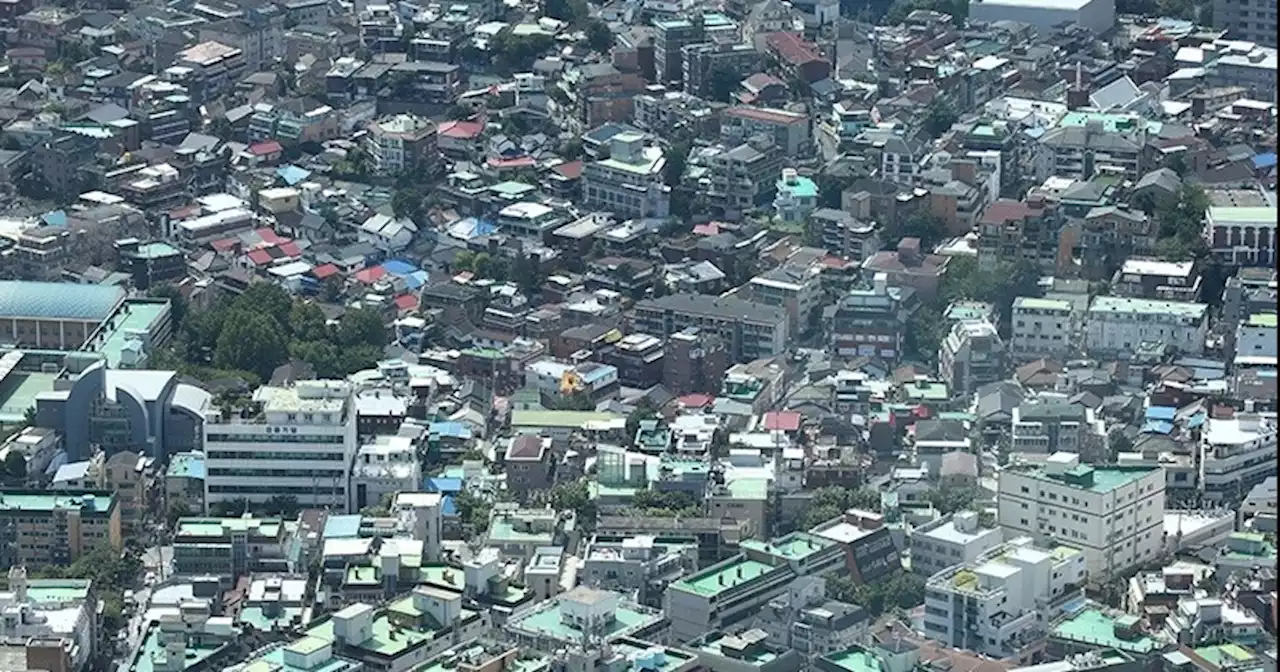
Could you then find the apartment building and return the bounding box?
[1036,114,1148,181]
[773,168,819,223]
[582,534,699,607]
[0,490,122,568]
[173,40,246,102]
[938,320,1006,399]
[165,451,206,515]
[364,113,439,177]
[721,106,811,156]
[248,98,340,145]
[1011,297,1074,360]
[997,453,1165,579]
[911,511,1005,577]
[582,132,670,219]
[664,532,844,642]
[828,275,907,362]
[1201,413,1277,503]
[1085,297,1209,356]
[172,515,292,577]
[653,17,705,86]
[923,537,1087,658]
[203,380,358,511]
[1205,205,1278,268]
[198,17,282,72]
[503,435,554,501]
[1110,259,1201,302]
[747,262,823,335]
[813,208,880,264]
[977,195,1063,272]
[632,293,789,362]
[1078,207,1157,281]
[1011,403,1103,458]
[350,435,420,512]
[701,139,785,219]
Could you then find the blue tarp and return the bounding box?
[41,210,66,227]
[383,259,418,276]
[1141,420,1174,435]
[277,165,311,185]
[1253,153,1277,170]
[1145,406,1176,421]
[404,270,429,290]
[428,421,472,439]
[425,477,463,493]
[322,514,362,538]
[441,494,459,516]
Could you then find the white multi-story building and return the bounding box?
[747,263,823,335]
[496,202,565,238]
[923,537,1087,659]
[203,380,358,511]
[1201,412,1277,503]
[911,511,1005,577]
[582,132,670,218]
[997,452,1165,580]
[938,320,1005,399]
[1011,297,1074,359]
[1011,403,1105,458]
[1085,296,1208,355]
[350,435,421,512]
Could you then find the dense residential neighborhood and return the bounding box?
[0,0,1273,671]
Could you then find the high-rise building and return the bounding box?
[203,380,358,511]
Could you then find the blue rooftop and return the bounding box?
[41,210,66,227]
[428,421,471,439]
[322,514,362,538]
[166,452,206,480]
[1253,153,1277,170]
[277,165,311,186]
[442,494,458,516]
[0,281,125,321]
[382,259,419,276]
[425,477,463,493]
[404,270,429,289]
[1141,420,1174,435]
[1145,406,1176,421]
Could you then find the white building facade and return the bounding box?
[997,452,1165,580]
[204,380,358,511]
[1201,413,1277,503]
[1085,296,1208,355]
[1010,297,1074,359]
[923,536,1087,658]
[911,511,1005,577]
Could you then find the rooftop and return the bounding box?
[0,490,115,514]
[824,647,887,672]
[1051,608,1160,653]
[1014,464,1157,494]
[1088,296,1207,318]
[507,595,662,644]
[0,281,125,321]
[669,558,778,597]
[739,533,835,561]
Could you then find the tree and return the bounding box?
[166,501,192,528]
[337,307,387,349]
[148,284,189,329]
[549,481,597,529]
[214,310,288,380]
[1108,428,1133,460]
[885,211,947,250]
[1,451,25,485]
[289,301,330,343]
[453,250,476,272]
[707,66,742,103]
[827,569,926,616]
[926,485,983,515]
[583,18,614,53]
[923,98,958,138]
[545,0,588,22]
[263,495,300,517]
[455,490,492,533]
[491,31,556,73]
[664,142,690,187]
[392,188,424,222]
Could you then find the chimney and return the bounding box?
[1190,94,1207,117]
[1066,62,1089,110]
[951,160,977,186]
[897,237,921,264]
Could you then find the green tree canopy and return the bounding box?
[583,18,614,53]
[707,66,742,103]
[214,310,288,379]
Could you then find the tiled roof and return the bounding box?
[0,281,124,321]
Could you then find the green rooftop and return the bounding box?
[1207,206,1277,224]
[26,579,92,604]
[724,478,769,500]
[903,381,949,401]
[508,597,661,644]
[740,533,834,562]
[1246,313,1277,328]
[1089,296,1207,319]
[0,490,115,515]
[697,633,778,664]
[1194,644,1256,667]
[84,299,171,368]
[1026,465,1157,494]
[670,559,777,596]
[130,625,233,672]
[0,370,58,424]
[511,410,622,428]
[823,647,886,672]
[1051,609,1160,653]
[175,516,283,539]
[305,598,474,658]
